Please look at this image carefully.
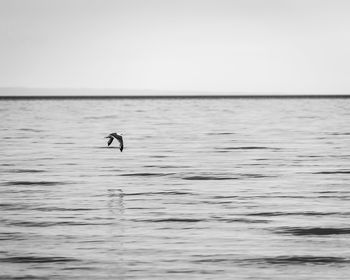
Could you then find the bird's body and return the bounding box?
[106,132,124,152]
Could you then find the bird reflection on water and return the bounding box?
[107,188,125,279]
[108,188,125,217]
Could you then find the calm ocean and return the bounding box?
[1,97,350,279]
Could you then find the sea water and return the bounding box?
[1,97,350,279]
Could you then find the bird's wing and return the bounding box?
[113,134,124,151]
[119,137,124,152]
[107,137,114,146]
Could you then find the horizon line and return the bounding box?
[1,94,350,99]
[0,87,350,96]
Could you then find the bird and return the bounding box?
[105,132,124,152]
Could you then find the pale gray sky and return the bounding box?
[1,0,350,94]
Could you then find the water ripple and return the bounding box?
[132,218,204,223]
[3,181,68,186]
[276,227,350,236]
[0,256,79,263]
[313,170,350,174]
[247,211,349,217]
[125,191,194,196]
[182,176,238,180]
[216,146,281,150]
[247,256,350,265]
[7,169,46,173]
[120,172,174,177]
[5,220,113,227]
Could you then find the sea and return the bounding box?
[0,97,350,280]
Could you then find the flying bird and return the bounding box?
[106,132,124,152]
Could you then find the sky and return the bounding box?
[1,0,350,94]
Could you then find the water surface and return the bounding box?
[1,98,350,279]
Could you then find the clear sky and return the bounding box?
[1,0,350,94]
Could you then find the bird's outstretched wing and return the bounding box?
[110,133,123,152]
[118,137,124,152]
[107,137,114,146]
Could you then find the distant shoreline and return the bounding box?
[0,95,350,99]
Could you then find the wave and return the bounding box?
[125,191,193,196]
[182,173,271,180]
[247,211,347,217]
[206,132,236,135]
[214,217,269,224]
[61,266,96,271]
[150,155,169,158]
[132,218,204,223]
[4,181,67,186]
[0,203,31,211]
[213,195,308,199]
[298,155,323,158]
[183,176,238,180]
[8,169,45,173]
[120,172,174,177]
[85,115,118,120]
[239,173,273,178]
[131,216,268,224]
[275,227,350,236]
[216,146,280,150]
[0,256,79,263]
[34,207,96,212]
[328,132,350,135]
[18,128,44,132]
[212,195,239,199]
[143,165,189,169]
[248,256,349,265]
[313,170,350,174]
[6,220,114,227]
[0,204,95,212]
[0,276,49,280]
[0,232,27,241]
[193,255,349,265]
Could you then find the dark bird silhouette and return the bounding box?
[105,132,124,152]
